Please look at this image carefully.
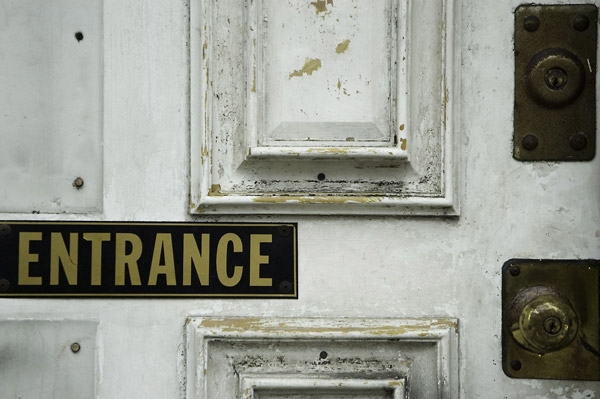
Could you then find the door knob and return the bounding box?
[507,286,579,354]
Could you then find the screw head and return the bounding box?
[279,280,293,294]
[543,316,563,335]
[509,266,520,277]
[278,225,291,237]
[0,279,9,292]
[0,224,11,237]
[73,177,84,189]
[319,351,328,359]
[70,343,81,353]
[573,14,590,32]
[570,133,587,151]
[522,134,539,151]
[511,360,522,371]
[524,16,540,32]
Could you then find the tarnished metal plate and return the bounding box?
[502,259,600,380]
[0,222,297,298]
[514,5,597,161]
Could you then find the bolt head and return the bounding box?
[573,14,590,31]
[511,360,522,371]
[509,266,521,277]
[522,134,539,151]
[71,343,81,353]
[570,133,587,151]
[73,177,84,189]
[544,68,568,90]
[524,16,540,32]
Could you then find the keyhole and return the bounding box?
[544,68,567,90]
[543,316,563,335]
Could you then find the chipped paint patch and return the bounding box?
[209,184,224,196]
[289,58,322,78]
[400,138,407,151]
[335,39,350,54]
[310,0,333,14]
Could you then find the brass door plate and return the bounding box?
[514,5,597,161]
[502,259,600,380]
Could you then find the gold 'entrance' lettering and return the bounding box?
[18,232,43,285]
[83,233,110,286]
[148,233,176,286]
[249,234,272,286]
[216,233,243,287]
[183,233,210,286]
[50,232,78,285]
[115,233,142,285]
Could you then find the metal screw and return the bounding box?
[278,225,291,237]
[570,133,587,151]
[543,316,563,335]
[0,224,11,237]
[522,134,539,151]
[279,280,292,294]
[317,173,326,181]
[319,351,328,359]
[511,360,522,371]
[73,177,84,189]
[70,343,81,353]
[524,16,540,32]
[545,68,567,90]
[0,279,9,292]
[509,265,520,277]
[573,14,590,32]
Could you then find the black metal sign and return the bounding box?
[0,222,297,298]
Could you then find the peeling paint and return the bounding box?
[252,196,382,204]
[198,318,457,335]
[310,0,333,14]
[289,58,322,78]
[209,184,223,196]
[335,39,350,54]
[400,138,407,151]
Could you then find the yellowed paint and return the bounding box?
[289,58,322,78]
[198,318,458,336]
[251,68,256,93]
[202,42,207,60]
[335,39,350,54]
[388,381,404,387]
[252,196,382,205]
[310,0,333,13]
[337,79,341,89]
[400,138,407,151]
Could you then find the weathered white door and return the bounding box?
[0,0,599,398]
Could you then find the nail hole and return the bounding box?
[319,351,328,359]
[317,173,325,181]
[75,32,84,42]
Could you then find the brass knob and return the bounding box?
[525,48,585,108]
[507,287,579,354]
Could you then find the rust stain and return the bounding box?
[399,124,405,131]
[346,137,355,141]
[311,0,333,14]
[289,58,322,78]
[400,138,407,151]
[335,39,350,54]
[251,68,256,92]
